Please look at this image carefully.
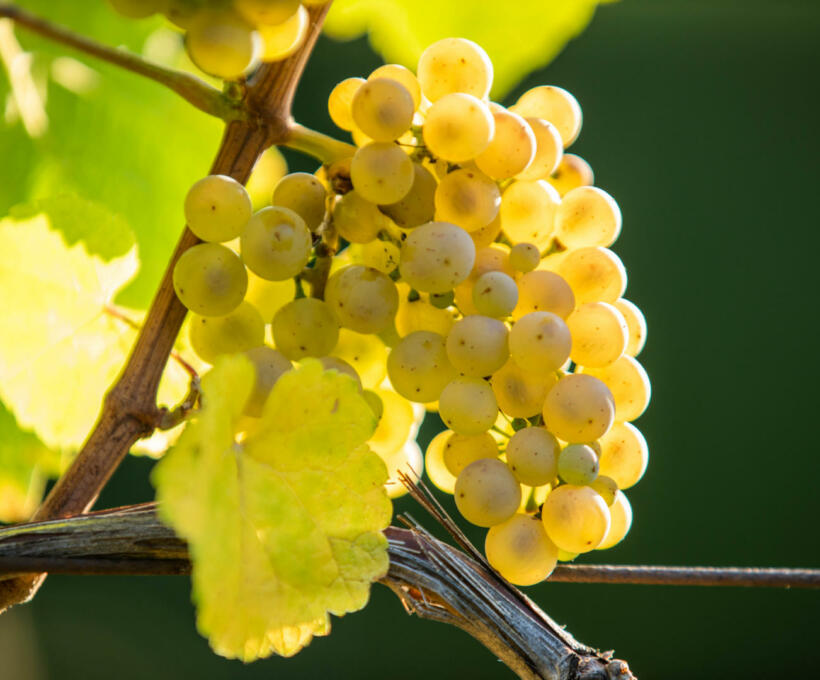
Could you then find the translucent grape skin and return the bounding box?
[614,298,647,357]
[439,376,498,435]
[491,358,557,419]
[272,297,339,360]
[240,206,312,281]
[512,85,583,148]
[243,346,292,417]
[257,5,308,62]
[369,63,422,110]
[235,0,300,25]
[325,265,399,334]
[328,77,365,131]
[567,302,629,368]
[454,458,521,527]
[505,426,560,486]
[425,430,458,494]
[272,172,327,232]
[185,11,256,80]
[416,37,493,102]
[541,484,611,553]
[596,490,632,550]
[581,355,651,422]
[189,301,264,364]
[557,247,627,306]
[590,475,619,506]
[387,330,457,402]
[333,327,388,389]
[500,179,561,250]
[434,168,500,233]
[475,109,536,180]
[598,421,649,489]
[547,154,594,196]
[350,142,415,204]
[508,311,572,375]
[509,242,540,274]
[555,186,622,249]
[185,174,252,243]
[368,388,415,457]
[485,514,559,586]
[360,240,400,274]
[442,430,498,476]
[351,77,415,142]
[542,373,616,443]
[422,93,495,163]
[472,271,518,318]
[516,118,563,181]
[445,315,509,377]
[173,243,248,317]
[333,190,386,244]
[319,356,362,391]
[513,270,576,320]
[558,444,600,486]
[399,221,476,293]
[395,297,455,337]
[379,163,437,229]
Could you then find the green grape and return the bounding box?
[272,297,339,360]
[333,190,386,244]
[257,5,308,61]
[500,179,560,249]
[369,63,422,110]
[108,0,162,19]
[558,444,599,485]
[509,311,571,375]
[361,240,400,274]
[485,514,558,586]
[243,270,294,320]
[399,221,476,293]
[580,355,651,422]
[387,330,456,402]
[590,475,618,507]
[395,297,455,337]
[517,118,563,181]
[547,154,594,196]
[513,270,576,320]
[368,387,415,457]
[240,206,312,281]
[596,490,632,550]
[351,77,415,142]
[362,389,384,419]
[184,174,252,243]
[350,142,414,204]
[491,358,557,419]
[567,302,628,368]
[445,314,509,377]
[557,247,627,305]
[189,301,265,364]
[505,426,560,486]
[425,430,457,494]
[328,77,365,131]
[511,86,583,148]
[272,172,327,232]
[185,11,256,81]
[469,213,502,249]
[434,168,500,232]
[541,484,610,553]
[325,265,399,334]
[439,376,498,435]
[509,242,540,273]
[454,458,520,527]
[472,271,518,318]
[613,298,647,357]
[234,0,300,24]
[475,109,536,180]
[173,243,247,316]
[597,422,647,491]
[542,374,615,443]
[422,93,495,163]
[416,37,493,102]
[333,327,388,389]
[555,186,622,249]
[442,430,498,476]
[379,163,437,229]
[244,346,292,417]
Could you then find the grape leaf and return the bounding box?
[153,357,391,661]
[324,0,612,97]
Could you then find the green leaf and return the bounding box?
[153,358,391,661]
[324,0,611,97]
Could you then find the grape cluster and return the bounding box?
[171,36,650,588]
[108,0,326,79]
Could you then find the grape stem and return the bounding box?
[284,123,357,164]
[0,4,247,122]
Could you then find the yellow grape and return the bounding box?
[333,190,386,243]
[333,328,388,389]
[240,206,312,281]
[173,243,247,317]
[243,271,294,321]
[509,242,540,273]
[439,376,498,435]
[399,221,476,293]
[422,93,494,163]
[325,265,399,334]
[491,357,557,419]
[581,355,651,422]
[517,118,563,180]
[379,163,437,229]
[272,297,339,360]
[505,427,560,486]
[485,514,558,586]
[541,484,610,553]
[328,77,365,131]
[425,430,457,494]
[518,483,551,514]
[189,301,265,364]
[243,346,292,417]
[547,154,594,196]
[362,389,383,419]
[613,298,647,357]
[319,356,362,390]
[442,430,498,476]
[369,63,422,110]
[368,387,415,458]
[512,85,582,148]
[470,213,502,249]
[558,443,599,485]
[379,439,423,499]
[454,459,520,527]
[445,315,509,377]
[395,297,455,338]
[350,142,415,204]
[246,147,288,209]
[542,373,615,443]
[235,0,300,25]
[555,186,622,249]
[257,5,308,61]
[272,172,327,232]
[475,109,536,180]
[360,240,400,274]
[590,475,619,506]
[500,179,560,249]
[509,311,571,375]
[557,246,627,305]
[184,174,252,243]
[387,330,457,402]
[185,11,257,81]
[567,302,628,367]
[472,271,518,318]
[596,490,632,550]
[352,77,415,142]
[434,168,500,232]
[416,37,493,102]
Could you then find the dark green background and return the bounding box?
[2,1,820,678]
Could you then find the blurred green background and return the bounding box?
[2,0,820,678]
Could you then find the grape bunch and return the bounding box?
[107,0,327,79]
[171,36,650,588]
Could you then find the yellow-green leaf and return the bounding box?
[153,357,391,661]
[324,0,611,97]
